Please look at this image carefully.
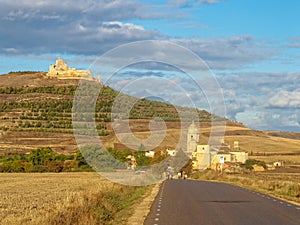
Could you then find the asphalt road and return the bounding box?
[144,179,300,225]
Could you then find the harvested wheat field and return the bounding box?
[0,173,147,225]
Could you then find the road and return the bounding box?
[144,179,300,225]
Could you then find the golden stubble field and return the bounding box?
[0,172,145,225]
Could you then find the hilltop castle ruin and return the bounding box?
[47,57,100,82]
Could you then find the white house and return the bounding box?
[145,150,155,158]
[166,149,177,157]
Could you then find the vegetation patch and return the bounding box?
[46,184,147,225]
[0,173,148,225]
[193,170,300,204]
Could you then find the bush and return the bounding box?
[242,159,267,170]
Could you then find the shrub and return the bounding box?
[242,159,267,170]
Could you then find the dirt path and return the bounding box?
[126,182,162,225]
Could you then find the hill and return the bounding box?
[0,72,218,155]
[265,130,300,140]
[0,72,299,165]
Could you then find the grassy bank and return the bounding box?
[192,170,300,205]
[0,173,148,225]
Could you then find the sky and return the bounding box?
[0,0,300,131]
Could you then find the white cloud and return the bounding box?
[0,18,162,55]
[0,0,164,22]
[169,0,224,7]
[173,35,278,70]
[0,0,167,55]
[214,71,300,131]
[0,1,282,71]
[287,37,300,49]
[2,48,19,54]
[269,90,300,108]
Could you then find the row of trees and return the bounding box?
[0,85,76,95]
[0,146,160,173]
[0,147,91,173]
[1,85,219,125]
[0,146,188,173]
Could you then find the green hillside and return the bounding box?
[1,72,300,167]
[0,72,222,154]
[0,76,218,133]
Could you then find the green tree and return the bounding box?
[27,147,56,166]
[243,159,267,170]
[134,150,151,167]
[74,150,89,168]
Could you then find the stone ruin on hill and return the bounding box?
[47,57,100,82]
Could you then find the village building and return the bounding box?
[273,161,284,167]
[166,148,177,157]
[186,121,213,170]
[186,121,249,170]
[229,151,248,163]
[186,121,199,155]
[192,145,212,169]
[145,150,155,158]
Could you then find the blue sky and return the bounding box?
[0,0,300,131]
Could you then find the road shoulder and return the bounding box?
[126,182,162,225]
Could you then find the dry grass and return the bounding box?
[0,173,147,225]
[249,155,300,164]
[112,124,300,155]
[194,171,300,205]
[225,135,300,154]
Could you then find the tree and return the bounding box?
[74,150,89,168]
[27,147,56,166]
[134,150,151,167]
[243,159,267,170]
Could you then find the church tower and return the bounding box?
[187,121,199,154]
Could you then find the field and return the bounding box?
[194,170,300,205]
[249,155,300,164]
[0,173,147,225]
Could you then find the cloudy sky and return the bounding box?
[1,0,300,131]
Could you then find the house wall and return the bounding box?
[230,151,248,163]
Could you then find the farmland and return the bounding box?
[0,173,148,225]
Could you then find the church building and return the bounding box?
[186,121,249,171]
[187,121,212,170]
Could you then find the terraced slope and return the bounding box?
[0,72,217,155]
[0,72,299,165]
